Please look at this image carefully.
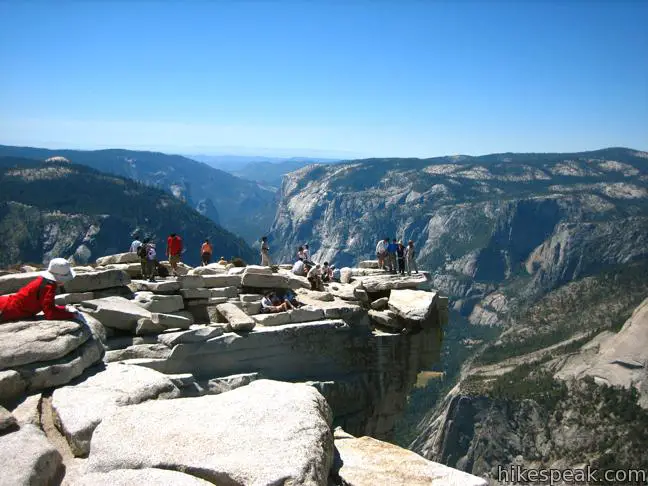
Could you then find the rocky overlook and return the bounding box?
[0,254,487,485]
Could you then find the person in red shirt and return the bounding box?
[0,258,80,323]
[166,233,183,277]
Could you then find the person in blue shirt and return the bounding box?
[387,238,398,273]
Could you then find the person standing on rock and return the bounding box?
[375,238,388,270]
[260,236,271,266]
[322,262,333,283]
[145,241,158,282]
[387,238,398,273]
[138,238,151,279]
[406,240,418,275]
[396,241,406,274]
[130,234,142,253]
[166,233,183,276]
[201,239,213,266]
[0,258,81,323]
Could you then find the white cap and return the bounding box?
[42,258,76,282]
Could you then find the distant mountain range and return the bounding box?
[188,154,341,187]
[0,145,277,243]
[0,156,255,267]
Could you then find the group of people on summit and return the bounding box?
[375,238,418,275]
[259,236,418,292]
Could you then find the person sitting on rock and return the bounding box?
[321,262,333,283]
[217,256,228,265]
[292,257,306,276]
[261,291,294,313]
[307,264,324,291]
[0,258,81,323]
[283,290,303,308]
[297,246,305,260]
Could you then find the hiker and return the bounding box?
[297,246,305,260]
[201,239,213,266]
[261,291,294,313]
[396,241,406,274]
[331,265,341,282]
[375,237,388,270]
[138,238,151,279]
[166,233,183,276]
[217,256,227,265]
[303,244,311,263]
[129,234,142,253]
[322,262,333,283]
[0,258,81,323]
[406,240,418,275]
[387,238,398,273]
[307,264,324,291]
[292,257,306,276]
[260,236,271,266]
[145,241,158,282]
[283,290,303,308]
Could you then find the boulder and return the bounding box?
[203,372,260,395]
[242,302,262,315]
[64,269,131,293]
[388,289,439,329]
[0,424,63,486]
[15,336,104,393]
[105,344,172,363]
[291,306,326,323]
[202,274,242,288]
[180,288,211,299]
[354,273,428,293]
[85,380,333,486]
[369,309,401,330]
[55,292,94,305]
[354,288,369,303]
[133,292,184,314]
[358,260,381,269]
[177,275,205,289]
[11,394,41,427]
[105,335,158,351]
[135,313,192,335]
[340,267,352,284]
[131,280,180,294]
[0,405,17,434]
[170,310,195,325]
[72,468,213,485]
[52,363,181,456]
[370,297,389,310]
[215,303,256,332]
[241,272,289,288]
[333,431,487,486]
[96,252,140,266]
[243,265,273,275]
[92,285,134,300]
[157,326,224,347]
[228,267,246,275]
[329,283,360,301]
[188,264,227,276]
[0,320,91,370]
[254,312,291,327]
[0,370,27,407]
[209,286,238,299]
[240,293,264,303]
[79,296,152,331]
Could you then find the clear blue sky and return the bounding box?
[1,1,646,158]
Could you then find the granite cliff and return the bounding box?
[0,255,487,485]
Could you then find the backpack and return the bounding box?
[137,244,147,258]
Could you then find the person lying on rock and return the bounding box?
[261,291,294,313]
[0,258,82,323]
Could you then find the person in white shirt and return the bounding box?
[261,291,293,313]
[130,235,142,253]
[331,265,341,282]
[303,244,311,262]
[321,262,333,282]
[375,237,388,270]
[307,264,323,291]
[292,258,306,276]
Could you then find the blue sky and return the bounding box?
[1,1,646,158]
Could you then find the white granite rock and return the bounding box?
[64,269,132,293]
[55,292,94,305]
[215,303,256,332]
[177,275,205,289]
[96,252,140,266]
[202,274,242,288]
[133,292,184,314]
[0,424,63,486]
[71,468,214,485]
[388,289,439,329]
[79,296,152,331]
[52,363,181,456]
[85,380,333,485]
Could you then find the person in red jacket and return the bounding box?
[0,258,80,323]
[166,233,183,277]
